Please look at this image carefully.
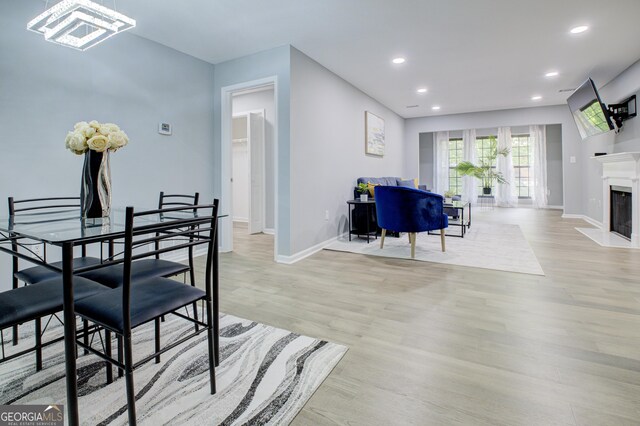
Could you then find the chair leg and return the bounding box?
[117,335,124,378]
[83,319,89,356]
[105,329,113,384]
[123,333,137,426]
[380,229,386,249]
[440,228,446,252]
[205,298,217,395]
[154,318,161,364]
[35,318,42,372]
[410,233,416,259]
[12,279,19,346]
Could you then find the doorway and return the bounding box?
[221,79,277,258]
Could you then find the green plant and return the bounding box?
[455,136,510,189]
[356,182,369,194]
[444,191,454,198]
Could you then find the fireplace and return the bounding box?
[610,186,632,240]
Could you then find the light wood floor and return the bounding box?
[199,212,640,425]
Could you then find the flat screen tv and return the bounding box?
[567,78,614,140]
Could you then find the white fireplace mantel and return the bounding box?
[592,152,640,247]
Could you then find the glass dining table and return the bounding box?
[0,207,224,426]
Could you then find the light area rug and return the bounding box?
[0,311,347,425]
[326,223,544,276]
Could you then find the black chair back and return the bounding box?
[121,200,219,329]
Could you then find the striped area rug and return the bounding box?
[0,311,347,425]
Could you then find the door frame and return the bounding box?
[221,76,277,258]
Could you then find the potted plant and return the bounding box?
[444,191,454,204]
[455,136,509,196]
[356,182,370,201]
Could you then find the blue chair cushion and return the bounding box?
[0,277,109,329]
[374,186,448,233]
[15,256,102,285]
[79,259,190,289]
[75,277,205,332]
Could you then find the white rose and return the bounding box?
[64,131,74,149]
[87,134,110,152]
[81,125,96,139]
[89,120,101,130]
[108,130,129,151]
[74,121,89,130]
[99,123,120,136]
[68,131,87,153]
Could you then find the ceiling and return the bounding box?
[119,0,640,118]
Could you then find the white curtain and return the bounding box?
[435,131,450,195]
[530,125,548,208]
[462,129,477,204]
[496,127,517,207]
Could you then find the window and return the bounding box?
[448,138,463,195]
[512,134,531,198]
[475,136,497,195]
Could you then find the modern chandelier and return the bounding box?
[27,0,136,51]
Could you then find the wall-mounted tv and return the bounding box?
[567,78,614,140]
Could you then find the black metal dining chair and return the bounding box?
[74,201,218,426]
[0,275,109,371]
[8,197,102,345]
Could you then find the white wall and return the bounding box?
[0,0,216,290]
[232,88,276,229]
[405,105,582,214]
[289,47,406,255]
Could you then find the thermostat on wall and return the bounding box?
[158,122,172,135]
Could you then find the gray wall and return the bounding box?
[289,47,406,255]
[212,45,291,256]
[419,132,434,189]
[405,105,581,214]
[546,124,564,207]
[0,0,216,290]
[232,88,276,229]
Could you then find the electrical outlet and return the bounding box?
[32,244,42,258]
[325,210,329,221]
[570,156,576,164]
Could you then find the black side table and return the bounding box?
[347,199,377,243]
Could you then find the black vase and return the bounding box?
[483,187,492,195]
[81,150,112,218]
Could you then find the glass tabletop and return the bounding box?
[0,207,227,245]
[444,201,469,209]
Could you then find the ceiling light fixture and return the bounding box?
[392,57,406,64]
[545,71,559,77]
[432,106,441,110]
[417,88,427,94]
[27,0,136,51]
[570,25,589,34]
[531,95,542,101]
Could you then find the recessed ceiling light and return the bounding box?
[417,88,427,93]
[570,25,589,34]
[432,106,441,110]
[545,71,559,77]
[531,95,542,101]
[392,57,406,64]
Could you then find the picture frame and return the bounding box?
[365,111,385,156]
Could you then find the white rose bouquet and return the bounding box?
[65,121,129,154]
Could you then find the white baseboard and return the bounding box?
[276,234,346,265]
[562,214,603,229]
[233,218,248,223]
[546,205,564,210]
[160,246,208,263]
[263,228,275,235]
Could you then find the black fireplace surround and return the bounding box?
[610,186,632,239]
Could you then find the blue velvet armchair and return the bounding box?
[374,186,449,258]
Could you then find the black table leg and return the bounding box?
[348,204,351,242]
[461,208,465,238]
[366,204,370,243]
[62,242,79,426]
